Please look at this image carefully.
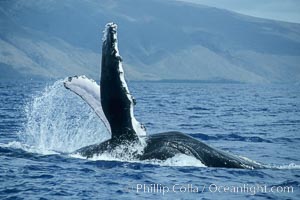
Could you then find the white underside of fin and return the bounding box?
[119,60,147,137]
[63,75,112,134]
[63,75,147,137]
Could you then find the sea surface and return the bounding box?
[0,79,299,199]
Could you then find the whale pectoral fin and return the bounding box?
[100,22,146,142]
[63,75,112,134]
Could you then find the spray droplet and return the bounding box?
[19,79,110,154]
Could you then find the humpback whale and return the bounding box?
[64,23,264,169]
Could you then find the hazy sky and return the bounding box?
[177,0,300,23]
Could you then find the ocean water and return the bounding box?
[0,79,299,199]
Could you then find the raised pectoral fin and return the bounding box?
[63,75,112,134]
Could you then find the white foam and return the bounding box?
[70,147,206,168]
[267,163,300,170]
[238,156,300,169]
[157,154,207,167]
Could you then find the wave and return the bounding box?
[192,133,272,143]
[266,163,300,170]
[186,106,210,111]
[0,141,58,155]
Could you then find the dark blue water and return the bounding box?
[1,80,299,199]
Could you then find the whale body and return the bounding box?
[64,23,264,169]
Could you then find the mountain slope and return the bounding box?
[0,0,300,83]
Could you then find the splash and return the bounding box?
[18,79,110,154]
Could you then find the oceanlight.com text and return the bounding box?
[125,183,294,196]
